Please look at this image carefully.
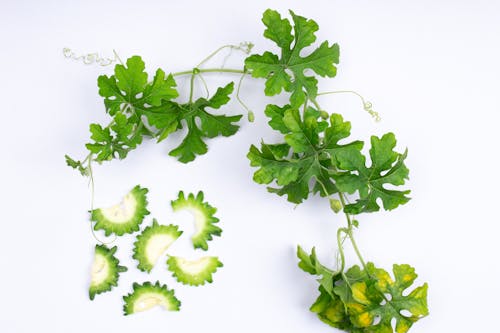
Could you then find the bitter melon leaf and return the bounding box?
[248,143,301,186]
[89,245,127,300]
[245,9,339,106]
[97,55,178,118]
[334,133,410,214]
[264,104,292,134]
[248,110,361,203]
[297,246,336,296]
[171,191,221,250]
[311,285,354,331]
[168,82,242,163]
[123,281,180,315]
[142,101,182,142]
[64,155,89,176]
[167,256,223,286]
[334,263,428,333]
[86,112,143,161]
[132,219,183,273]
[91,185,150,236]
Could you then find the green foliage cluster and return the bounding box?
[65,56,241,171]
[66,8,428,332]
[245,10,428,332]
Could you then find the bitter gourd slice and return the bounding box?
[132,219,183,272]
[89,245,127,300]
[171,191,221,250]
[91,185,150,236]
[123,281,180,315]
[167,255,223,286]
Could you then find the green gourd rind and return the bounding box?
[123,281,181,315]
[89,245,127,300]
[167,256,223,286]
[132,219,183,272]
[91,185,150,236]
[171,191,221,250]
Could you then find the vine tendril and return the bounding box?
[63,48,122,66]
[317,90,381,122]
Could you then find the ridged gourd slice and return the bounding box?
[123,281,180,315]
[171,191,221,250]
[133,219,182,272]
[89,245,127,300]
[91,185,150,236]
[167,255,223,286]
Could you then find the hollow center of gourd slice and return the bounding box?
[100,193,138,223]
[184,206,207,238]
[133,293,170,312]
[176,257,212,275]
[91,254,109,286]
[145,234,177,266]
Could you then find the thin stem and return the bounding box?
[236,72,254,121]
[197,73,210,98]
[188,70,196,103]
[87,155,95,211]
[197,45,234,67]
[317,90,364,97]
[172,68,246,76]
[113,49,124,65]
[337,228,348,272]
[311,95,369,272]
[196,42,253,67]
[337,192,353,228]
[309,97,322,111]
[346,228,367,269]
[317,90,380,122]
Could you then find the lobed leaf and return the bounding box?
[245,9,339,106]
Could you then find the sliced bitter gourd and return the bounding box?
[89,245,127,300]
[123,281,181,315]
[167,255,223,286]
[132,219,183,272]
[91,185,150,236]
[171,191,221,250]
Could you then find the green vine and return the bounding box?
[65,8,428,332]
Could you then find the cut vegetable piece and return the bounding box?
[91,185,150,236]
[89,245,127,300]
[123,281,180,315]
[171,191,221,250]
[133,219,183,272]
[167,255,223,286]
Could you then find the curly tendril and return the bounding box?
[63,48,122,66]
[317,90,381,122]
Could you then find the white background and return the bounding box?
[1,0,499,332]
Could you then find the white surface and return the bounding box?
[1,0,499,332]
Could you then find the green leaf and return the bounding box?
[334,133,411,214]
[264,104,291,134]
[86,112,144,162]
[310,285,354,331]
[248,110,360,204]
[85,57,241,164]
[140,101,180,142]
[64,155,89,176]
[96,55,181,145]
[169,120,208,163]
[296,246,336,296]
[83,56,181,162]
[98,56,178,118]
[334,263,429,333]
[248,143,300,186]
[245,9,339,106]
[169,82,242,163]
